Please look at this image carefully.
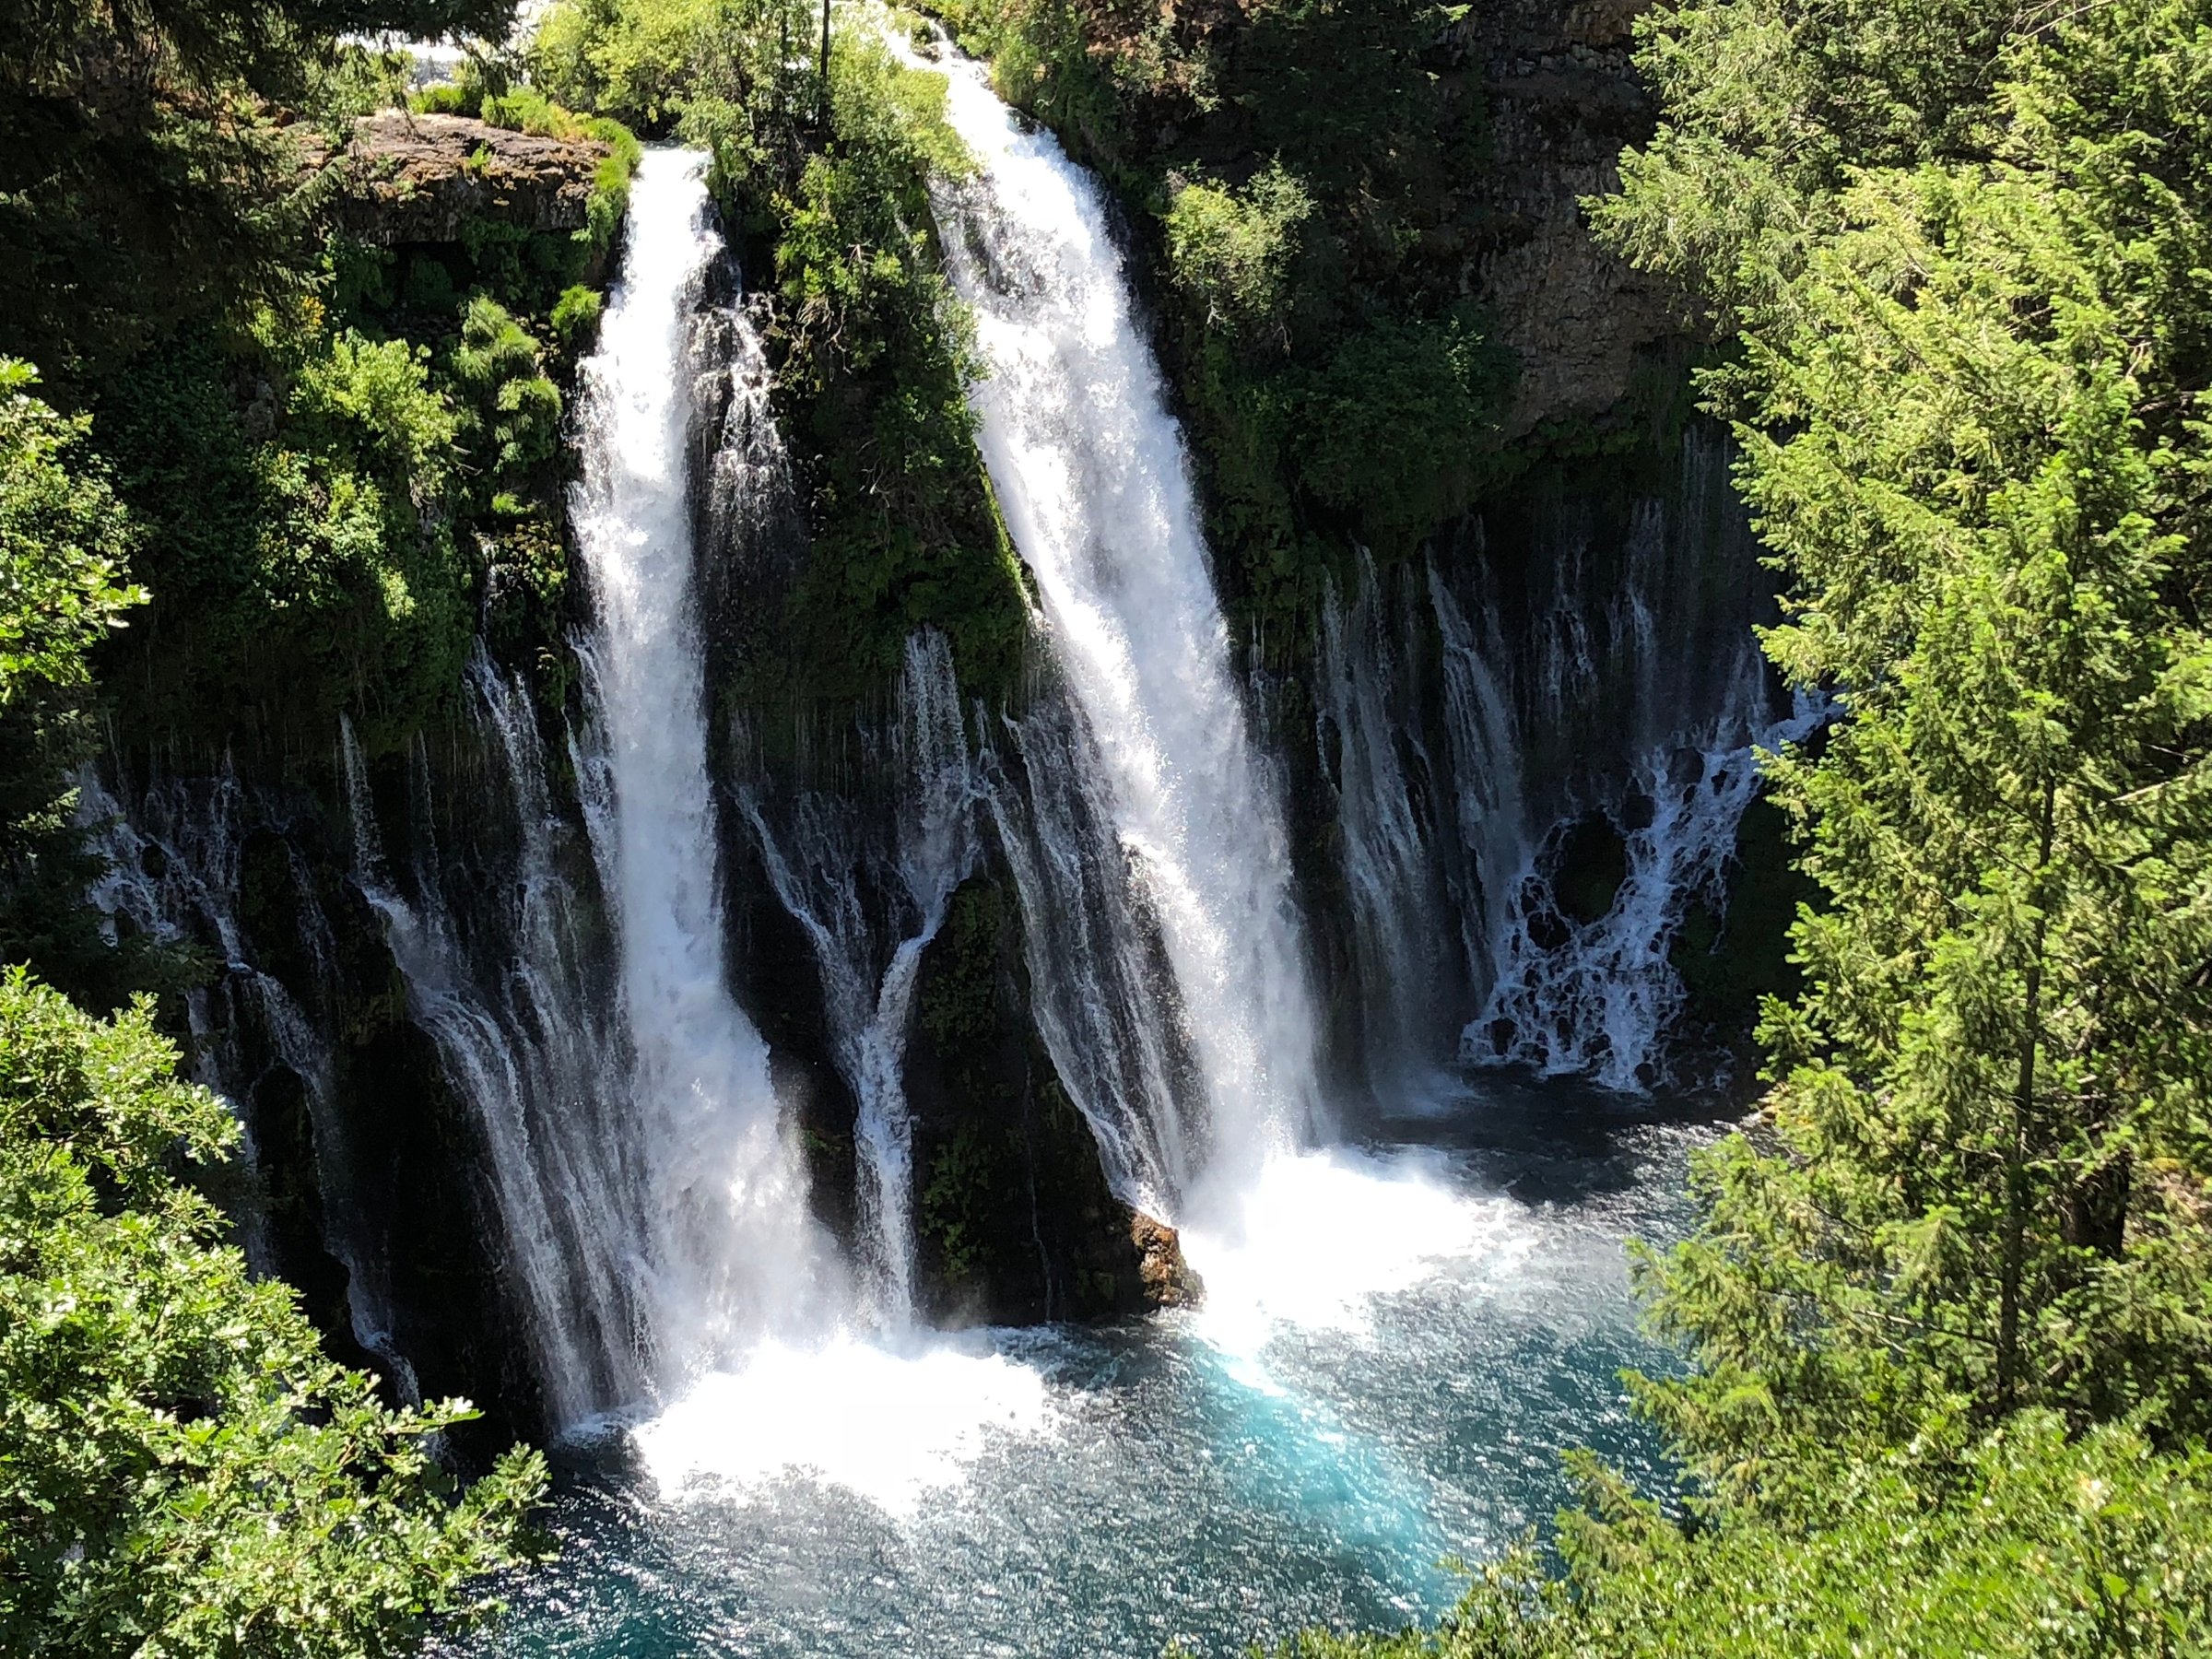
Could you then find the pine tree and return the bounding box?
[1595,0,2212,1502]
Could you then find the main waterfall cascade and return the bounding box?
[563,147,846,1378]
[904,33,1326,1218]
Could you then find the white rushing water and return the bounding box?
[77,765,418,1396]
[902,34,1322,1217]
[571,151,1053,1499]
[745,631,981,1330]
[980,695,1198,1214]
[1315,556,1480,1088]
[340,665,642,1423]
[569,147,841,1381]
[1468,668,1825,1090]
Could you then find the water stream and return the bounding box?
[567,147,844,1381]
[909,34,1324,1212]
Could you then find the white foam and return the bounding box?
[631,1335,1056,1515]
[1181,1148,1527,1364]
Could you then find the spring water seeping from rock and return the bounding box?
[76,766,408,1386]
[339,666,641,1425]
[741,631,982,1331]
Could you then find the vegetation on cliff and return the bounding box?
[0,0,587,1646]
[2,0,643,755]
[0,338,547,1649]
[0,365,153,1007]
[94,94,637,751]
[530,0,1031,710]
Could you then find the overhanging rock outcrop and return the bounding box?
[329,111,609,245]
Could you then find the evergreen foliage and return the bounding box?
[0,362,155,1006]
[0,971,548,1657]
[1618,0,2212,1474]
[0,0,517,382]
[1290,1416,2212,1656]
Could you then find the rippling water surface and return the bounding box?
[457,1075,1715,1659]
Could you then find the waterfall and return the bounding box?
[1297,429,1818,1097]
[338,663,641,1423]
[1428,563,1528,1005]
[1465,669,1824,1090]
[743,631,979,1330]
[907,37,1321,1210]
[1314,555,1475,1087]
[568,147,841,1381]
[979,690,1197,1212]
[76,766,411,1393]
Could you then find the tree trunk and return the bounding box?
[1995,777,2058,1414]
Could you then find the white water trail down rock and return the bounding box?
[570,147,842,1382]
[980,696,1196,1214]
[1427,563,1529,1006]
[340,679,642,1424]
[899,33,1322,1222]
[744,631,980,1332]
[76,765,423,1400]
[1468,663,1827,1091]
[1315,554,1474,1089]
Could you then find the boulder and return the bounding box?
[329,111,608,245]
[1130,1211,1204,1310]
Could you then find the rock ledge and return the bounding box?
[331,111,609,245]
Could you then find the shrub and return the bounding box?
[0,970,551,1658]
[1163,163,1311,338]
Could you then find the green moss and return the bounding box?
[692,29,1030,711]
[549,282,604,347]
[919,881,1009,1055]
[918,1123,1000,1285]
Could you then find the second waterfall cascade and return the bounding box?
[883,33,1505,1347]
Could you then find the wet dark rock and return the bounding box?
[1131,1212,1203,1309]
[1550,810,1629,926]
[905,876,1181,1326]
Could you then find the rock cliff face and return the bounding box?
[1010,0,1677,434]
[1448,0,1677,433]
[331,112,607,244]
